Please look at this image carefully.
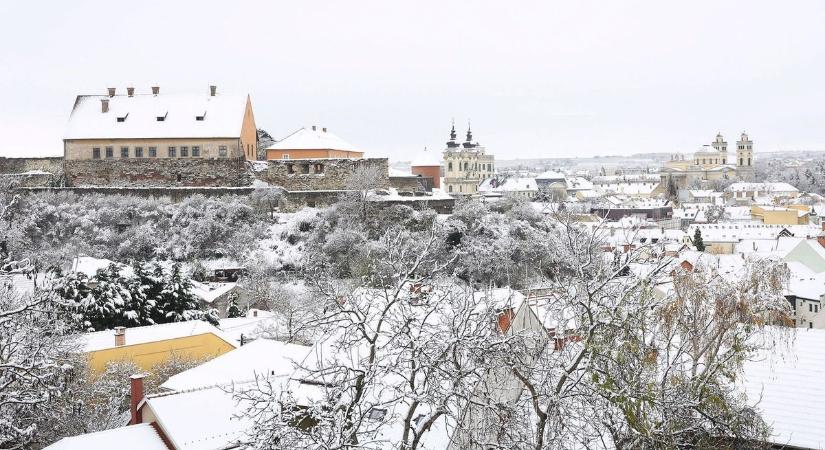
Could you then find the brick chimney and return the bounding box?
[209,85,217,96]
[129,374,145,425]
[100,99,109,113]
[151,86,160,95]
[322,127,327,132]
[107,87,116,97]
[114,326,126,346]
[127,86,134,97]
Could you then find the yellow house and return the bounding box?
[80,321,237,373]
[751,205,810,225]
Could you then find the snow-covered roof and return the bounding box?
[478,177,537,193]
[742,328,825,449]
[565,176,593,191]
[266,126,358,152]
[536,170,566,181]
[218,315,282,345]
[143,384,253,450]
[44,423,168,450]
[70,256,126,278]
[786,269,825,300]
[161,338,311,391]
[689,223,794,243]
[64,92,250,140]
[725,182,799,193]
[388,167,414,177]
[190,280,237,304]
[79,321,237,353]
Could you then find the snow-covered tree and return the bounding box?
[238,223,491,450]
[226,292,243,318]
[0,284,75,448]
[161,262,200,323]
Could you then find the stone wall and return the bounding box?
[390,175,434,193]
[65,158,250,187]
[0,157,64,187]
[254,158,389,191]
[0,157,63,175]
[19,186,254,202]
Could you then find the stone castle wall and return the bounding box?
[0,157,63,175]
[65,158,250,187]
[255,158,389,191]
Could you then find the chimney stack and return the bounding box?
[151,86,160,96]
[209,85,217,97]
[114,326,126,346]
[129,374,145,425]
[107,87,116,97]
[312,125,317,131]
[127,86,134,97]
[322,127,327,133]
[100,99,109,113]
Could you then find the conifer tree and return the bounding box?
[84,264,128,331]
[161,262,200,322]
[125,261,157,326]
[693,228,706,252]
[226,292,243,318]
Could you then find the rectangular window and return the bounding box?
[180,146,189,157]
[301,164,310,174]
[148,146,157,158]
[192,146,200,157]
[105,147,113,159]
[282,153,290,160]
[120,147,129,158]
[287,164,295,174]
[218,145,227,157]
[135,147,144,158]
[314,163,324,173]
[168,146,177,157]
[92,147,101,159]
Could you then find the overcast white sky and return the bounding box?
[2,0,825,161]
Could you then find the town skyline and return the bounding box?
[3,0,825,160]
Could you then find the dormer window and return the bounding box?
[116,113,128,122]
[156,112,167,122]
[196,111,206,121]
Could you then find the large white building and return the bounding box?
[442,122,495,195]
[657,132,757,194]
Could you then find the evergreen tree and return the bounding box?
[226,292,243,318]
[160,262,200,322]
[693,228,706,252]
[84,264,129,331]
[125,261,157,326]
[147,262,168,325]
[201,308,221,327]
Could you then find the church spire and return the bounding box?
[466,121,473,143]
[446,119,459,148]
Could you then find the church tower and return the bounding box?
[736,132,755,180]
[712,132,727,153]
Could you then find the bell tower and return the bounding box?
[736,132,755,180]
[712,132,727,153]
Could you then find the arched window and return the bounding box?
[448,162,453,171]
[459,185,463,192]
[448,185,453,193]
[740,158,743,166]
[748,158,751,166]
